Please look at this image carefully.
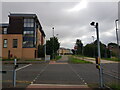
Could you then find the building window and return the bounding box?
[3,39,7,48]
[3,28,7,34]
[23,31,34,37]
[23,41,34,48]
[24,19,34,27]
[13,39,18,48]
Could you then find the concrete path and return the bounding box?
[74,56,119,64]
[49,55,68,64]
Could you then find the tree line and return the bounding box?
[72,39,119,58]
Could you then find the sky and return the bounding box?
[1,1,119,49]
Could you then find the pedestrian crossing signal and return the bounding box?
[96,64,100,69]
[95,57,100,69]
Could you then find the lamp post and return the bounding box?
[90,22,104,88]
[56,34,60,56]
[92,36,95,58]
[52,27,55,59]
[115,19,120,59]
[44,37,46,61]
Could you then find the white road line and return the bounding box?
[68,64,88,85]
[16,64,32,71]
[31,64,49,84]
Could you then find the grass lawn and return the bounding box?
[68,56,93,64]
[108,83,120,90]
[51,56,62,61]
[24,59,45,61]
[55,56,62,60]
[1,58,46,63]
[1,59,15,61]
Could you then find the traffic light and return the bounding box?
[95,57,100,64]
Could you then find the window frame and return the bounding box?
[13,39,18,48]
[3,39,7,48]
[3,28,7,34]
[24,18,34,27]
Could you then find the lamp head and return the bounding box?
[90,22,95,26]
[52,27,54,29]
[116,19,119,21]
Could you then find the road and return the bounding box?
[2,55,120,89]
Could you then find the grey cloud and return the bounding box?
[2,2,118,49]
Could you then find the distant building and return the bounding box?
[0,13,45,59]
[58,48,72,55]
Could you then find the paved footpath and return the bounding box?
[74,56,119,64]
[49,55,68,64]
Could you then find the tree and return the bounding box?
[38,45,45,58]
[71,49,75,55]
[75,39,83,55]
[107,42,119,57]
[84,40,107,58]
[46,37,60,59]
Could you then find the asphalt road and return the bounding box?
[2,56,120,88]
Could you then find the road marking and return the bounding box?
[31,64,49,84]
[29,84,88,87]
[103,72,120,80]
[68,64,88,85]
[16,64,32,71]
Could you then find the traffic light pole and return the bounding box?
[96,23,104,88]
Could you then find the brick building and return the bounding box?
[58,48,72,55]
[0,13,45,59]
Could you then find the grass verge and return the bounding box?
[107,83,120,90]
[102,58,120,62]
[55,56,62,60]
[68,56,93,64]
[1,59,17,61]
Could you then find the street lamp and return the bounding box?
[52,27,55,59]
[92,36,95,58]
[56,34,60,56]
[90,22,104,88]
[115,19,120,59]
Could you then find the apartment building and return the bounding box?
[0,13,45,59]
[58,48,72,55]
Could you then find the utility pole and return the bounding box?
[90,22,104,88]
[92,36,95,58]
[52,27,55,59]
[115,19,120,59]
[44,37,46,61]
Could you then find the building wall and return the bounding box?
[22,48,36,59]
[37,28,42,46]
[58,48,72,55]
[2,34,23,59]
[2,34,37,59]
[8,17,23,34]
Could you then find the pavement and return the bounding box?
[73,56,119,64]
[49,55,68,64]
[2,55,120,89]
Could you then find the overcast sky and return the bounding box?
[1,1,119,49]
